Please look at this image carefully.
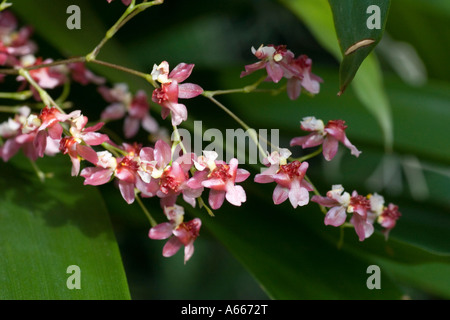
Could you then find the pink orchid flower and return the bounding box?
[138,139,201,207]
[0,107,58,161]
[240,44,296,83]
[188,152,250,210]
[34,106,79,158]
[0,11,37,67]
[80,151,117,187]
[311,186,374,241]
[149,205,202,264]
[376,200,401,240]
[59,114,110,176]
[99,83,159,139]
[241,45,322,100]
[17,56,66,90]
[255,152,313,208]
[290,116,361,161]
[151,61,203,126]
[81,143,152,204]
[286,55,323,100]
[68,62,105,86]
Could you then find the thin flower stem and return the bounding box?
[202,76,266,98]
[101,142,128,158]
[55,80,72,106]
[116,0,164,32]
[18,69,64,113]
[0,57,85,75]
[86,3,136,61]
[304,174,327,215]
[86,0,163,62]
[198,197,215,217]
[135,192,157,227]
[172,123,187,154]
[0,90,33,101]
[29,159,46,183]
[0,105,23,113]
[294,146,323,162]
[203,95,268,158]
[0,56,158,87]
[89,59,157,87]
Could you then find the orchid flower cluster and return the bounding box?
[0,2,401,264]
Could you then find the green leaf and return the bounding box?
[0,155,130,299]
[387,0,450,82]
[328,0,391,95]
[375,261,450,299]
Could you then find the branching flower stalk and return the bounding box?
[0,1,402,264]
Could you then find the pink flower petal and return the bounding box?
[123,116,140,139]
[184,242,195,264]
[290,133,324,149]
[154,139,171,168]
[118,181,135,204]
[141,114,159,134]
[76,144,98,165]
[311,195,339,207]
[350,214,374,241]
[34,130,47,158]
[187,171,209,189]
[202,178,226,190]
[101,103,126,121]
[324,206,347,227]
[342,136,362,158]
[225,184,246,206]
[322,136,339,161]
[162,236,183,258]
[208,189,226,209]
[272,184,289,205]
[139,147,155,162]
[235,168,250,183]
[149,222,174,240]
[288,179,309,208]
[240,61,266,78]
[80,167,113,186]
[178,83,203,99]
[286,77,302,100]
[169,63,195,83]
[169,103,188,126]
[301,71,320,94]
[266,62,284,83]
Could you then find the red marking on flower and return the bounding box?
[152,85,169,104]
[209,164,232,182]
[349,194,371,218]
[175,220,200,245]
[160,171,180,194]
[381,204,401,220]
[326,119,347,131]
[279,160,303,179]
[350,195,370,210]
[59,136,75,154]
[273,45,289,57]
[122,142,142,158]
[117,156,139,172]
[39,106,59,123]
